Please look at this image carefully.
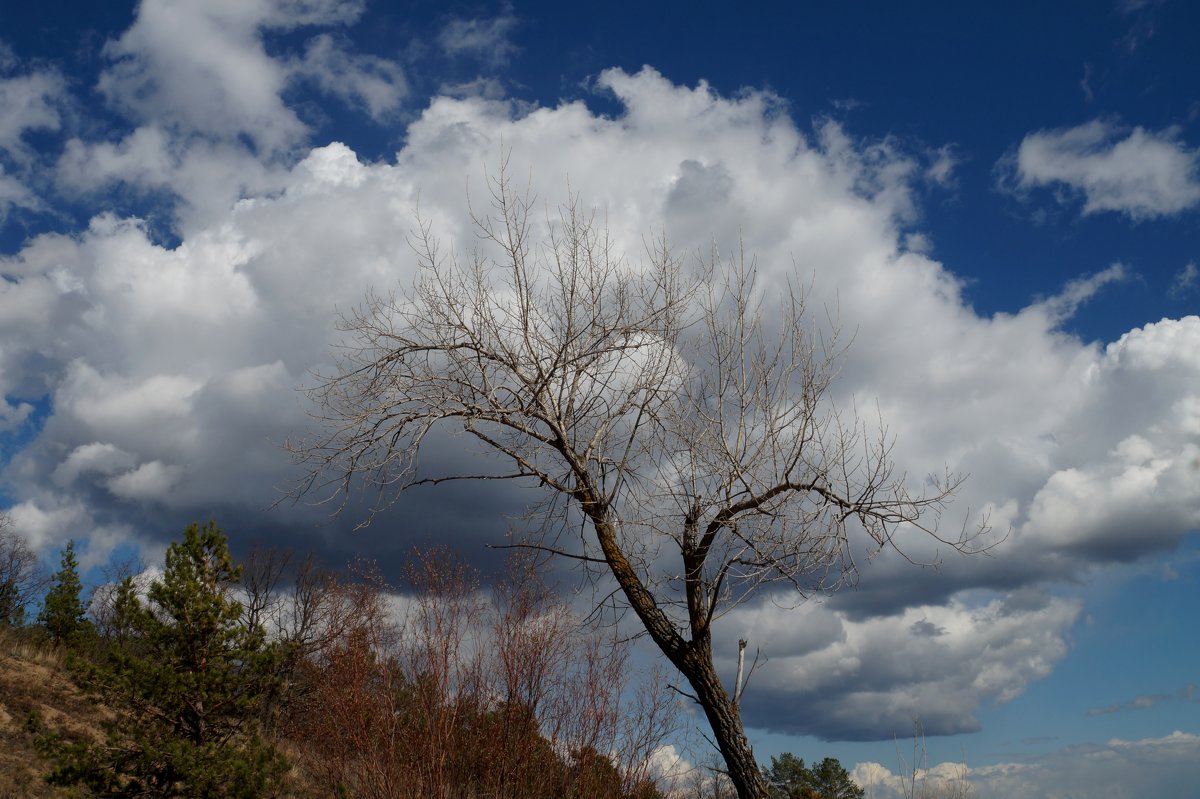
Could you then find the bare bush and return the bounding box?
[892,719,978,799]
[287,550,678,799]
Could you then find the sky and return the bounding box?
[1,1,1198,796]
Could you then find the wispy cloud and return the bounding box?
[1027,262,1129,325]
[289,33,407,121]
[1087,683,1198,716]
[1169,261,1198,298]
[1116,0,1160,12]
[1116,0,1164,53]
[924,144,959,188]
[437,12,519,68]
[1000,118,1200,220]
[0,68,65,160]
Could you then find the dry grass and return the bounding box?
[0,628,104,798]
[1,628,64,669]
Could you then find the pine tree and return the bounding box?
[39,540,91,646]
[806,758,864,799]
[47,522,287,798]
[764,753,813,798]
[763,754,863,799]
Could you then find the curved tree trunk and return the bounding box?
[585,499,769,799]
[677,640,770,799]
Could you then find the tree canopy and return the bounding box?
[763,753,864,799]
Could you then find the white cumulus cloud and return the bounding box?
[3,63,1199,742]
[852,730,1200,799]
[724,591,1081,740]
[81,0,398,217]
[98,0,315,153]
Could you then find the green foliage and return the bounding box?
[764,753,864,799]
[806,757,864,799]
[38,541,92,647]
[765,752,812,798]
[45,522,287,798]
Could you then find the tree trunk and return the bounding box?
[584,494,769,798]
[678,640,770,799]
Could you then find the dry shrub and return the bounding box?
[286,549,678,799]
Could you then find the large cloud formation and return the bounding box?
[1,1,1198,746]
[724,592,1081,741]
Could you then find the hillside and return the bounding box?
[0,630,100,798]
[0,629,328,799]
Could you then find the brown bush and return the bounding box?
[285,549,677,799]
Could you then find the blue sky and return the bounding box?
[1,2,1198,796]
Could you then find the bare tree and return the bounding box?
[295,167,976,798]
[240,547,351,659]
[0,512,47,627]
[287,561,408,798]
[87,552,147,643]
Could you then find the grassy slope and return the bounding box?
[0,629,324,799]
[0,629,102,798]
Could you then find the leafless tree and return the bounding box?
[87,552,146,643]
[240,547,352,658]
[685,750,738,799]
[286,561,408,798]
[0,512,47,626]
[294,166,977,798]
